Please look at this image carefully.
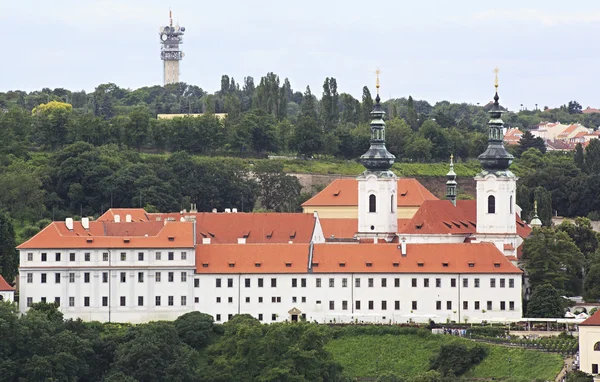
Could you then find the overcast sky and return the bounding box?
[1,1,599,110]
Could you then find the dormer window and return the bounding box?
[311,262,319,268]
[494,262,501,268]
[255,262,261,268]
[393,262,399,267]
[228,263,235,268]
[417,262,424,267]
[339,262,346,268]
[442,262,449,267]
[168,236,175,241]
[285,262,292,267]
[366,262,373,267]
[123,239,130,243]
[202,263,209,268]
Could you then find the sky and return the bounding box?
[1,0,600,111]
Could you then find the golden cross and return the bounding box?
[450,154,454,164]
[494,67,499,89]
[375,68,381,94]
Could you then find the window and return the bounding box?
[487,301,492,310]
[138,252,144,261]
[447,301,452,310]
[156,272,162,282]
[216,314,221,322]
[301,296,306,303]
[181,296,187,306]
[41,253,47,261]
[120,296,126,306]
[381,278,387,287]
[120,272,126,283]
[168,252,174,260]
[381,301,387,310]
[342,278,348,287]
[120,252,126,261]
[69,253,75,261]
[102,272,108,283]
[68,297,74,307]
[84,272,90,283]
[27,297,33,307]
[369,194,376,213]
[258,297,263,303]
[41,297,46,303]
[593,342,600,351]
[301,278,306,287]
[245,278,251,288]
[488,195,495,213]
[329,278,334,287]
[271,278,277,288]
[182,273,188,283]
[490,278,496,288]
[463,301,468,310]
[27,273,33,283]
[509,301,515,311]
[395,301,400,310]
[272,314,277,321]
[329,301,335,310]
[436,278,441,288]
[411,278,417,287]
[138,296,144,306]
[168,272,174,282]
[216,297,221,303]
[292,278,297,287]
[475,301,480,310]
[355,278,361,287]
[395,278,400,287]
[368,301,374,310]
[500,301,506,311]
[155,252,161,260]
[436,301,441,310]
[592,364,598,374]
[27,253,33,261]
[500,278,505,288]
[391,194,395,212]
[424,278,429,288]
[168,296,174,306]
[510,195,513,214]
[368,278,374,287]
[258,278,264,287]
[55,273,61,283]
[155,296,161,306]
[181,252,187,260]
[258,314,263,321]
[229,297,234,303]
[246,297,251,303]
[216,278,222,288]
[83,252,90,261]
[463,278,468,287]
[194,278,199,288]
[103,252,109,261]
[102,297,108,306]
[55,297,60,305]
[138,272,144,283]
[412,301,417,310]
[316,278,321,288]
[41,273,47,283]
[55,252,61,261]
[474,278,480,288]
[509,278,515,288]
[342,301,348,310]
[451,278,456,287]
[356,301,361,310]
[195,297,199,303]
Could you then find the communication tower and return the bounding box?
[159,10,185,85]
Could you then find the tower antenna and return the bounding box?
[169,9,173,27]
[160,10,185,85]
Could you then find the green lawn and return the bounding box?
[325,334,563,380]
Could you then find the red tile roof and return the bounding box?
[320,218,411,239]
[557,124,579,138]
[0,275,14,291]
[152,213,316,244]
[580,310,600,326]
[302,178,438,207]
[17,221,194,249]
[504,128,523,145]
[583,107,600,114]
[97,209,150,222]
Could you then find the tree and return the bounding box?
[584,263,600,301]
[300,86,318,121]
[0,213,17,284]
[292,116,323,157]
[125,106,151,151]
[429,343,487,376]
[557,218,598,261]
[534,186,553,227]
[585,139,600,174]
[568,100,583,114]
[575,143,585,169]
[174,311,215,351]
[361,86,374,123]
[406,96,419,130]
[516,130,546,157]
[254,161,302,212]
[526,284,565,318]
[32,101,73,149]
[566,370,594,382]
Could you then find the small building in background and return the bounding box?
[578,310,600,376]
[0,275,15,302]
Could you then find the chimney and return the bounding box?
[65,218,74,231]
[81,217,90,230]
[232,208,238,213]
[114,214,121,223]
[237,238,246,244]
[125,214,132,223]
[212,208,217,213]
[401,237,407,257]
[202,237,211,244]
[225,208,231,213]
[180,217,185,222]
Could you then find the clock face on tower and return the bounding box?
[161,34,167,41]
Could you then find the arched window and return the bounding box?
[391,194,395,213]
[369,194,376,213]
[510,195,513,214]
[488,195,496,214]
[594,341,600,351]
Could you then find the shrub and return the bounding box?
[429,343,488,376]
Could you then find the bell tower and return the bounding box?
[357,70,397,237]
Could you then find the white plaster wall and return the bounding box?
[358,174,398,234]
[475,174,517,235]
[579,325,600,375]
[400,234,468,244]
[0,290,14,302]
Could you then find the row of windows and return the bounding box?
[215,277,516,289]
[29,271,188,284]
[214,313,306,322]
[28,251,187,262]
[26,295,195,307]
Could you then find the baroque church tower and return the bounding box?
[357,71,397,238]
[475,69,517,238]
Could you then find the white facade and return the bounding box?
[19,247,195,323]
[195,272,522,324]
[579,323,600,376]
[475,173,517,236]
[357,173,398,235]
[0,290,14,303]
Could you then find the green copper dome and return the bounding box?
[359,94,396,172]
[478,92,514,171]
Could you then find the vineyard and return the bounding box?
[469,333,579,356]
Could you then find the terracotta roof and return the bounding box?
[195,244,309,274]
[98,208,150,222]
[302,178,438,207]
[583,107,600,114]
[151,212,316,244]
[311,242,522,274]
[0,275,14,291]
[557,124,579,138]
[504,128,523,145]
[320,218,411,239]
[504,244,515,251]
[580,310,600,326]
[17,221,194,249]
[398,200,476,235]
[573,131,587,139]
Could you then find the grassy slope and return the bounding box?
[325,334,563,380]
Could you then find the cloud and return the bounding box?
[471,8,600,26]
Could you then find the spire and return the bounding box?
[359,70,395,174]
[530,200,542,228]
[477,67,514,172]
[446,154,457,206]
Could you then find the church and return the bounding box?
[16,74,531,324]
